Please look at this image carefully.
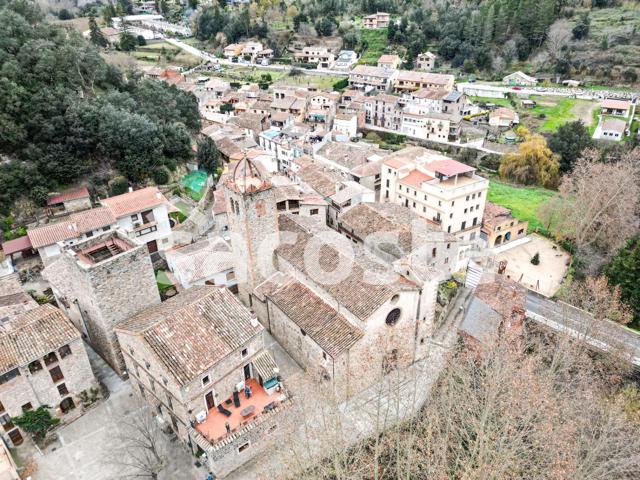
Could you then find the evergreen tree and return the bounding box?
[89,15,108,48]
[606,238,640,326]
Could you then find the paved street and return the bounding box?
[526,292,640,365]
[31,347,206,480]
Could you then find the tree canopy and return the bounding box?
[0,0,200,214]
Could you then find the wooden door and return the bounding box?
[205,391,215,410]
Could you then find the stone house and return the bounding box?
[43,231,160,375]
[481,202,528,248]
[114,286,289,478]
[349,65,398,92]
[364,94,402,130]
[377,54,401,70]
[394,71,455,93]
[489,107,519,127]
[294,46,335,69]
[600,99,631,117]
[46,186,91,215]
[0,305,97,447]
[416,51,436,71]
[332,113,358,138]
[363,12,390,29]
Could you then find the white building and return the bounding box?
[332,113,359,139]
[381,148,488,244]
[165,237,236,291]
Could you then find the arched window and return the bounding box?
[385,308,401,326]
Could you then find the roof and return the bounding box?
[251,350,278,381]
[0,304,80,374]
[399,169,433,188]
[444,91,463,102]
[459,296,502,344]
[165,238,233,285]
[397,71,454,85]
[490,107,517,120]
[378,54,400,64]
[330,181,371,204]
[602,118,627,133]
[316,141,388,170]
[116,286,262,385]
[275,215,412,320]
[47,186,90,206]
[256,273,363,357]
[339,202,442,258]
[100,187,168,218]
[482,202,515,228]
[28,207,116,249]
[1,236,32,256]
[601,99,631,111]
[350,65,395,79]
[427,158,474,177]
[350,159,384,178]
[504,71,537,83]
[297,163,345,197]
[410,88,450,100]
[475,273,527,320]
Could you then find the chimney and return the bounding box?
[128,187,133,193]
[250,313,259,328]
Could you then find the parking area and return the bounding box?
[494,234,570,297]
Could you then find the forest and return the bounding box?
[0,0,200,214]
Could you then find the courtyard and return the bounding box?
[494,234,570,297]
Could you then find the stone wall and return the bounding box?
[0,338,97,446]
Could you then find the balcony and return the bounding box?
[133,221,158,237]
[194,379,288,445]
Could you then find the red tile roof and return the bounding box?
[427,159,474,177]
[100,187,168,218]
[27,207,116,249]
[46,186,90,206]
[399,169,433,188]
[0,236,32,256]
[601,99,631,111]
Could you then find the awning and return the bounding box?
[252,350,278,382]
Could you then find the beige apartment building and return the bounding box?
[381,148,489,243]
[394,71,455,93]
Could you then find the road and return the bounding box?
[525,291,640,366]
[165,37,348,77]
[457,82,640,101]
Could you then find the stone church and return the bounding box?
[223,157,446,397]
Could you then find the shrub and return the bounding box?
[12,407,60,440]
[333,78,349,91]
[108,176,129,196]
[152,166,170,185]
[29,186,49,207]
[531,252,540,265]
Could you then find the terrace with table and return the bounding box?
[194,378,289,445]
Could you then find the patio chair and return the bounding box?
[217,404,232,417]
[233,390,241,408]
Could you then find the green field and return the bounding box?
[358,28,389,65]
[488,180,557,233]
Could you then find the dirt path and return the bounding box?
[571,99,599,127]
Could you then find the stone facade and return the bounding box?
[43,232,160,375]
[0,336,97,447]
[223,179,279,307]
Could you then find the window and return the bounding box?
[43,352,58,366]
[470,232,476,240]
[0,402,4,413]
[447,243,451,249]
[241,348,248,358]
[386,179,390,187]
[464,208,467,214]
[300,328,306,336]
[473,217,477,226]
[472,193,476,199]
[238,442,251,453]
[518,229,524,235]
[385,308,401,326]
[202,375,210,386]
[447,226,451,233]
[131,214,139,222]
[444,257,449,264]
[432,247,437,258]
[129,347,135,356]
[0,369,20,385]
[449,213,453,219]
[322,352,327,360]
[451,201,455,206]
[461,221,466,230]
[102,226,110,232]
[310,208,319,215]
[21,403,33,412]
[478,192,482,197]
[226,271,235,281]
[145,361,151,369]
[0,414,14,431]
[85,231,93,238]
[28,360,43,374]
[57,383,69,396]
[59,345,72,359]
[466,195,470,201]
[49,366,64,383]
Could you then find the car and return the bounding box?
[512,86,523,90]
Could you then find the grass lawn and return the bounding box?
[533,97,576,132]
[488,180,557,234]
[469,96,512,108]
[358,28,388,65]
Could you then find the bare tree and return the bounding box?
[561,276,633,326]
[538,149,640,254]
[275,331,640,480]
[108,404,169,479]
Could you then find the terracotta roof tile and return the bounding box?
[27,207,116,248]
[0,305,80,373]
[47,186,90,206]
[258,273,363,357]
[116,286,262,385]
[100,186,168,218]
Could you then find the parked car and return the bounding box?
[512,86,523,90]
